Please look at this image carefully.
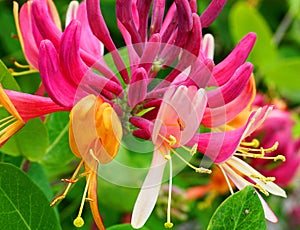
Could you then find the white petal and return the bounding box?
[228,157,287,198]
[131,151,167,229]
[65,1,79,27]
[257,192,278,223]
[202,34,215,60]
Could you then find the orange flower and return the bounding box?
[51,95,122,229]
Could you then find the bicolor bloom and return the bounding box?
[0,84,66,145]
[13,0,103,71]
[50,94,122,229]
[131,86,211,229]
[248,96,300,186]
[188,106,287,222]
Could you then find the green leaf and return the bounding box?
[207,186,266,230]
[0,59,20,91]
[107,223,149,230]
[41,112,74,167]
[262,58,300,95]
[0,162,61,230]
[1,118,48,161]
[229,2,278,69]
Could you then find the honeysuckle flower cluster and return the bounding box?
[0,0,290,229]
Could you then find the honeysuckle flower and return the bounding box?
[0,84,66,145]
[13,0,103,73]
[247,96,300,186]
[131,86,211,229]
[50,94,122,229]
[188,106,287,222]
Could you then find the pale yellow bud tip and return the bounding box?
[73,217,84,228]
[164,222,174,228]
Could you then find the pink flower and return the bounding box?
[0,84,66,145]
[131,85,209,229]
[188,106,287,222]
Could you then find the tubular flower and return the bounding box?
[247,96,300,187]
[0,84,66,145]
[131,86,211,229]
[188,106,287,222]
[12,0,103,73]
[50,94,122,229]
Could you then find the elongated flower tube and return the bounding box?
[13,0,103,74]
[51,94,122,229]
[131,86,210,229]
[0,84,66,145]
[188,106,287,222]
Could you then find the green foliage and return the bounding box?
[207,186,266,230]
[0,162,61,230]
[0,60,20,91]
[41,112,74,167]
[1,118,48,161]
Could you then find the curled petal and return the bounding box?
[189,106,273,163]
[202,34,215,60]
[32,0,61,48]
[39,40,76,108]
[137,0,152,41]
[207,62,253,107]
[209,32,256,86]
[200,0,227,28]
[150,0,165,35]
[128,68,148,108]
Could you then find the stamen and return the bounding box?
[10,69,38,77]
[240,139,260,148]
[253,183,269,196]
[177,117,186,131]
[170,148,211,174]
[250,174,276,184]
[0,116,16,129]
[219,165,234,195]
[73,171,92,228]
[164,158,173,229]
[13,60,30,69]
[50,160,84,206]
[169,135,177,146]
[235,141,284,162]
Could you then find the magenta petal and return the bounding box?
[76,1,104,59]
[19,2,39,69]
[174,0,193,47]
[128,68,148,108]
[6,90,67,121]
[59,20,88,85]
[39,40,76,108]
[189,106,273,163]
[199,0,227,28]
[160,2,177,44]
[150,0,166,35]
[182,13,202,57]
[116,0,142,45]
[138,33,161,74]
[137,0,152,42]
[31,0,61,48]
[207,62,253,107]
[209,33,256,86]
[202,78,255,127]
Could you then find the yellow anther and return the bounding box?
[151,60,163,72]
[195,167,212,174]
[254,184,269,196]
[250,174,275,184]
[85,198,94,202]
[241,139,260,148]
[274,155,285,162]
[164,155,171,160]
[164,222,174,228]
[73,216,84,228]
[169,135,177,146]
[190,144,198,156]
